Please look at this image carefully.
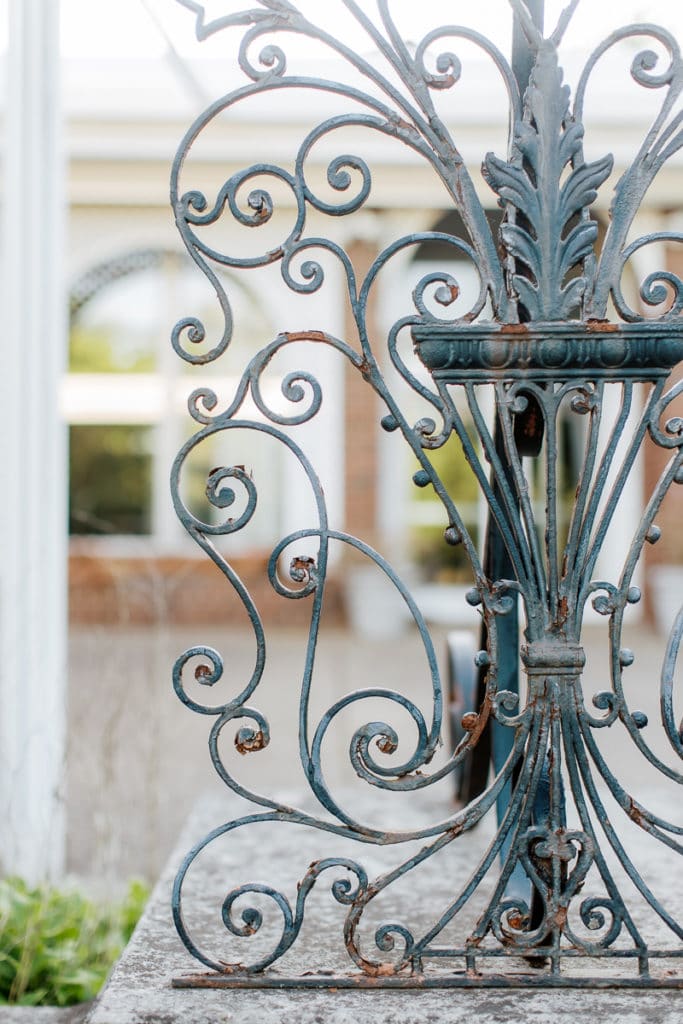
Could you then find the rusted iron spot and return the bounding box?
[557,596,569,625]
[627,797,645,827]
[235,730,267,755]
[218,962,249,974]
[358,357,373,379]
[284,330,328,343]
[436,283,460,305]
[346,962,403,981]
[290,555,315,583]
[500,322,530,334]
[585,319,619,333]
[555,907,568,929]
[461,712,479,732]
[291,555,315,568]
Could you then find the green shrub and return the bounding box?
[0,877,149,1006]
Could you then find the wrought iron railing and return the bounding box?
[169,0,683,988]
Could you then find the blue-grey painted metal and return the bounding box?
[169,0,683,988]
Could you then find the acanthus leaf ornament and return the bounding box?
[483,41,613,321]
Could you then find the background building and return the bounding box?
[4,0,683,882]
[62,24,683,632]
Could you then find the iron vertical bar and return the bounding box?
[462,1,546,809]
[487,0,546,901]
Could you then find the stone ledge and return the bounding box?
[85,791,683,1024]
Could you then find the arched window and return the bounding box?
[66,248,275,544]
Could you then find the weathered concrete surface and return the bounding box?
[0,1006,92,1023]
[85,780,683,1024]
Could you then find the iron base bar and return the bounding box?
[173,973,683,990]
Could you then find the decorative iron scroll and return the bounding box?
[170,0,683,988]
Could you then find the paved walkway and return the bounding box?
[66,620,678,885]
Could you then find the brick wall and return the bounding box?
[69,552,346,626]
[343,237,381,552]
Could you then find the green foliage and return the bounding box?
[0,877,149,1007]
[412,433,478,507]
[410,433,479,582]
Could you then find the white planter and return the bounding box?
[345,564,412,638]
[411,583,480,628]
[345,569,480,637]
[650,565,683,637]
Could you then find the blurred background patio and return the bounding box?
[4,0,683,890]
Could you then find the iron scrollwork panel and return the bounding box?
[169,0,683,987]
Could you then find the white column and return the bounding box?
[0,0,67,879]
